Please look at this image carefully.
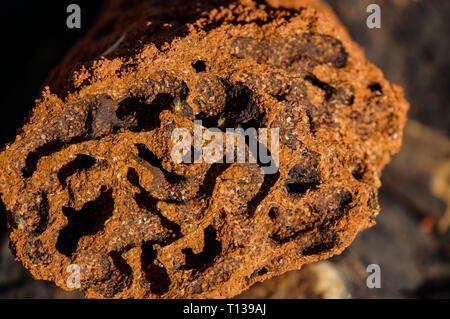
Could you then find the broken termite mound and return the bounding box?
[0,0,408,298]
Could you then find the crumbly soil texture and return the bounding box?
[0,0,408,298]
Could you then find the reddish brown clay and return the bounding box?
[0,0,408,298]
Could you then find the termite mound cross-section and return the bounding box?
[0,0,408,298]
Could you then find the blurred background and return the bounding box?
[0,0,448,298]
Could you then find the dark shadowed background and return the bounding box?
[0,0,449,298]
